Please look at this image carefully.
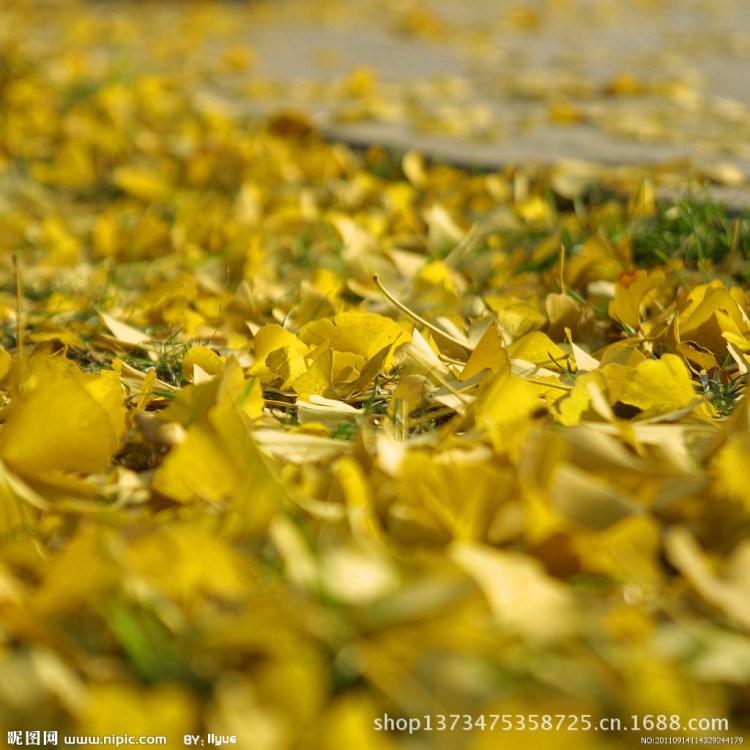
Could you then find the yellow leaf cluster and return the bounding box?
[1,0,749,744]
[0,351,125,478]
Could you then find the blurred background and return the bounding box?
[168,0,750,180]
[10,0,750,177]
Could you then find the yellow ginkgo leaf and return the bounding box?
[450,541,575,641]
[545,292,588,341]
[578,515,663,586]
[423,203,465,255]
[333,456,384,545]
[99,311,152,351]
[460,321,509,381]
[473,370,543,456]
[299,312,409,366]
[0,458,50,536]
[665,528,750,631]
[485,295,546,339]
[292,346,337,399]
[398,452,517,541]
[670,280,750,360]
[618,353,703,418]
[0,347,11,382]
[181,345,225,382]
[712,430,750,511]
[319,543,399,605]
[609,269,665,331]
[0,353,125,477]
[152,406,280,537]
[507,330,568,370]
[79,683,198,740]
[249,324,309,387]
[554,370,608,426]
[413,259,463,316]
[33,525,123,616]
[112,165,172,202]
[157,358,263,426]
[548,462,641,530]
[126,523,247,604]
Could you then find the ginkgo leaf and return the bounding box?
[6,2,750,735]
[670,280,750,360]
[319,543,399,605]
[403,328,453,383]
[460,320,509,381]
[151,415,245,504]
[299,312,409,367]
[485,295,546,339]
[157,358,263,426]
[619,353,707,419]
[579,515,663,586]
[0,347,11,382]
[32,525,123,616]
[0,353,125,476]
[249,324,309,386]
[473,370,543,456]
[609,269,665,330]
[112,165,172,202]
[126,524,247,604]
[292,346,336,399]
[297,396,361,429]
[423,203,465,255]
[181,345,224,382]
[136,412,187,447]
[507,330,569,370]
[78,683,198,740]
[450,542,575,641]
[26,327,83,348]
[398,452,517,542]
[152,407,277,535]
[688,628,750,684]
[99,312,152,351]
[332,456,384,545]
[554,371,608,426]
[548,462,642,530]
[711,430,750,511]
[342,340,403,397]
[545,293,590,341]
[0,459,50,536]
[665,528,750,631]
[253,429,350,463]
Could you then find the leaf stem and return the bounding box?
[372,274,473,352]
[12,254,23,358]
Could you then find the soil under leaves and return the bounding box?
[1,1,750,747]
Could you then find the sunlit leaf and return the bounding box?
[0,353,125,476]
[112,165,172,203]
[450,542,575,641]
[3,1,750,734]
[609,269,665,331]
[473,370,543,456]
[619,353,708,419]
[460,321,509,381]
[79,683,198,739]
[665,528,750,631]
[299,312,409,371]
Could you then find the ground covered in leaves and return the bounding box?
[2,1,750,747]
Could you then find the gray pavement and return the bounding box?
[150,0,750,203]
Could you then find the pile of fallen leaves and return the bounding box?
[1,1,750,747]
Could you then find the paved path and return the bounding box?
[87,0,750,203]
[194,0,750,203]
